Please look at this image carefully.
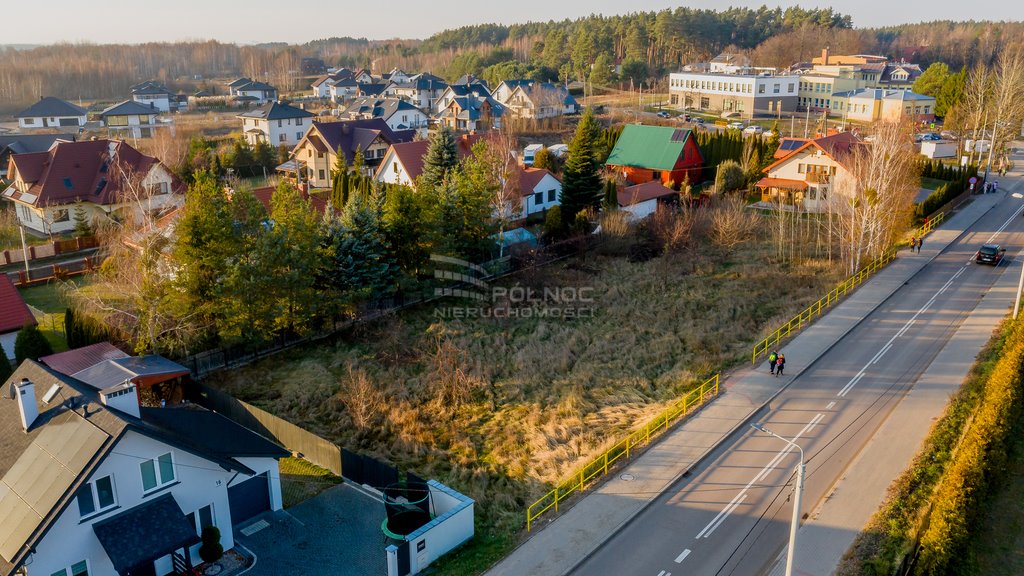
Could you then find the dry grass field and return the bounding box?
[211,209,846,572]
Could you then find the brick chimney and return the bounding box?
[15,378,38,432]
[822,47,830,65]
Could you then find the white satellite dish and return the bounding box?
[42,384,63,404]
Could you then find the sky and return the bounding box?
[5,0,1023,45]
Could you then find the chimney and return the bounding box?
[107,140,117,161]
[16,378,39,431]
[822,47,830,65]
[100,380,140,419]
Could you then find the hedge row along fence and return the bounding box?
[915,162,979,220]
[838,316,1024,575]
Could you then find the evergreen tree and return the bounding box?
[332,146,348,178]
[327,190,400,304]
[253,140,276,173]
[220,188,278,342]
[543,205,563,241]
[352,148,365,176]
[268,181,323,333]
[560,107,603,226]
[14,324,53,364]
[72,202,92,238]
[602,178,619,211]
[420,126,459,191]
[382,184,429,275]
[226,137,255,177]
[0,349,11,382]
[533,147,553,171]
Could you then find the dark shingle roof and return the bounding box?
[341,97,422,122]
[72,355,190,391]
[100,100,159,118]
[0,134,74,156]
[92,493,201,573]
[15,97,86,119]
[130,81,173,96]
[305,119,415,165]
[40,342,130,376]
[237,101,314,121]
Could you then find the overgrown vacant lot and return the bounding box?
[214,216,845,568]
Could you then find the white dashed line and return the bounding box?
[826,401,835,410]
[674,549,691,563]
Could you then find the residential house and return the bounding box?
[339,97,429,135]
[709,52,753,74]
[374,134,484,188]
[381,67,411,84]
[605,124,704,187]
[130,81,186,113]
[451,74,487,88]
[492,80,534,105]
[355,82,388,99]
[0,134,74,178]
[386,73,448,111]
[301,57,327,75]
[290,119,416,187]
[352,69,375,84]
[830,89,936,123]
[15,97,87,131]
[237,101,315,147]
[434,84,504,131]
[328,77,362,102]
[668,71,800,117]
[2,139,184,234]
[40,342,130,377]
[0,360,289,576]
[229,79,278,104]
[311,71,351,98]
[878,62,924,91]
[516,167,561,218]
[99,100,162,139]
[755,131,859,212]
[502,82,578,120]
[616,181,679,222]
[0,275,36,360]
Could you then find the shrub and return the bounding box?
[14,324,53,365]
[543,205,563,241]
[714,160,746,193]
[198,525,224,563]
[0,351,12,383]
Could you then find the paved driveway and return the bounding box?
[236,483,387,576]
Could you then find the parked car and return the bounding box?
[727,121,745,130]
[691,117,704,125]
[656,111,671,118]
[743,125,764,135]
[976,244,1006,265]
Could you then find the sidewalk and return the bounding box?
[486,190,1006,576]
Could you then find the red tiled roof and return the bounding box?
[517,167,556,197]
[250,186,338,218]
[755,177,808,190]
[617,181,677,206]
[0,275,36,334]
[39,342,129,376]
[386,133,486,185]
[6,139,183,208]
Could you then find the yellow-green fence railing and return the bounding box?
[525,374,719,532]
[752,249,896,365]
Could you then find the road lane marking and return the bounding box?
[702,494,746,538]
[695,413,824,539]
[986,201,1024,243]
[873,342,893,363]
[826,401,835,410]
[674,549,691,563]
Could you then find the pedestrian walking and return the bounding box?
[910,236,916,252]
[768,351,778,375]
[775,354,786,377]
[917,237,923,253]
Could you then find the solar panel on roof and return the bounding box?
[780,140,803,151]
[671,129,689,142]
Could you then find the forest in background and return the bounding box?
[0,6,1021,114]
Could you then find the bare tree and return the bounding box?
[336,366,385,429]
[709,195,758,250]
[424,333,483,413]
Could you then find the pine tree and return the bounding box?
[352,148,365,176]
[332,147,348,179]
[14,324,53,364]
[268,181,323,333]
[420,126,459,191]
[560,107,603,227]
[382,184,428,275]
[327,190,399,304]
[602,178,618,211]
[72,202,92,238]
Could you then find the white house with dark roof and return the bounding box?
[237,101,315,147]
[340,97,429,135]
[0,360,289,576]
[100,100,163,139]
[231,80,278,104]
[130,81,186,113]
[15,97,87,131]
[502,82,579,120]
[386,73,448,111]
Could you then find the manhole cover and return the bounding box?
[620,474,635,481]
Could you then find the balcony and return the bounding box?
[805,172,832,184]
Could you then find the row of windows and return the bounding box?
[796,164,838,175]
[49,560,90,576]
[671,78,795,95]
[533,189,558,206]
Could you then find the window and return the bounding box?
[797,163,805,174]
[278,133,286,143]
[318,169,325,181]
[277,120,282,128]
[547,189,556,202]
[50,561,90,576]
[788,83,795,93]
[393,163,399,174]
[296,132,302,140]
[295,118,303,126]
[52,209,69,222]
[140,452,175,492]
[773,84,780,94]
[185,504,215,535]
[534,191,543,206]
[758,84,766,94]
[77,475,116,517]
[23,117,36,125]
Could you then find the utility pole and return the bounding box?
[804,106,810,139]
[19,224,30,277]
[752,423,805,576]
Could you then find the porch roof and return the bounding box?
[755,177,808,190]
[92,493,200,574]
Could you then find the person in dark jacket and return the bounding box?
[775,353,786,377]
[768,351,778,374]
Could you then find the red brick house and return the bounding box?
[604,124,703,188]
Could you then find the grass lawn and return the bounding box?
[211,217,846,574]
[278,457,343,509]
[920,177,947,190]
[18,277,93,353]
[970,420,1024,574]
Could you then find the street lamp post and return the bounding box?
[751,423,805,576]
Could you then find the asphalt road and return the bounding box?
[570,194,1024,576]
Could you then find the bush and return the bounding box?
[715,160,746,193]
[0,352,12,383]
[14,324,53,364]
[198,525,224,563]
[543,205,563,241]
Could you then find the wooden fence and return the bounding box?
[197,384,343,476]
[1,236,98,265]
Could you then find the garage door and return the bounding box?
[228,472,270,525]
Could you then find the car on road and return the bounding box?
[976,243,1006,265]
[656,111,671,118]
[727,121,744,130]
[915,132,942,142]
[690,117,704,125]
[743,125,763,135]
